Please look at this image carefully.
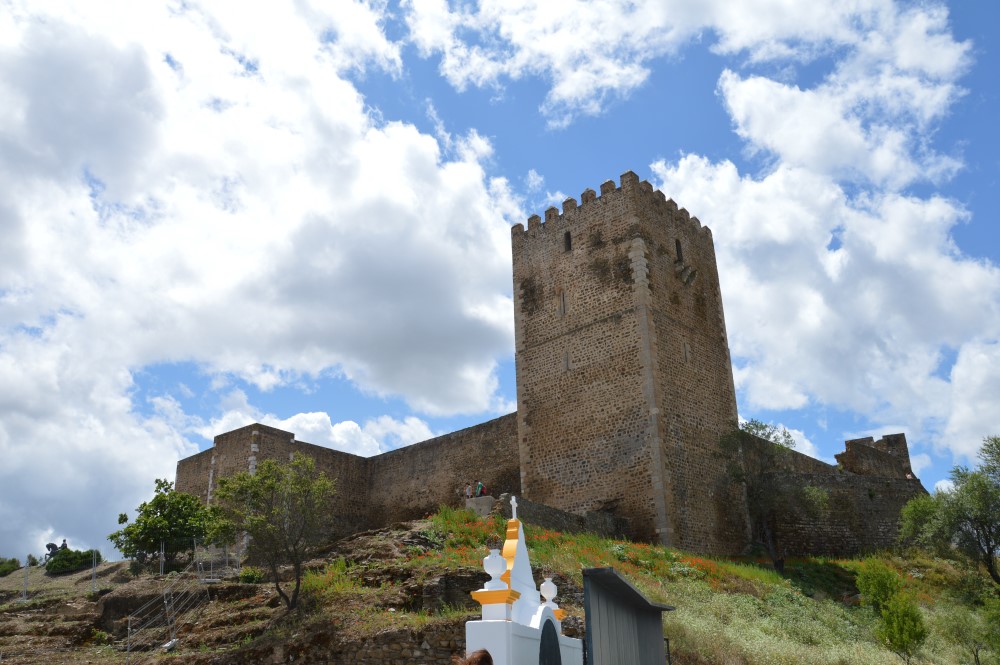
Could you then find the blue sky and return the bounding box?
[1,0,998,558]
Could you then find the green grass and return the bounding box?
[402,505,1000,665]
[301,558,367,597]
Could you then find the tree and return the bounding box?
[877,592,927,664]
[109,479,216,565]
[980,435,1000,482]
[212,454,336,611]
[934,603,997,665]
[900,435,1000,586]
[855,557,927,664]
[942,468,1000,585]
[985,598,1000,660]
[898,493,944,551]
[720,418,797,571]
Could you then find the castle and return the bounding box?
[176,171,926,555]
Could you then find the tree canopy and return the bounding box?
[900,435,1000,586]
[212,454,336,610]
[108,478,215,564]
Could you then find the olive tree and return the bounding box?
[212,454,336,611]
[900,435,1000,586]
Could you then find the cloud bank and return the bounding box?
[0,0,517,556]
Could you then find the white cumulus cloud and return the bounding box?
[0,0,517,557]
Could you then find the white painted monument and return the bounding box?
[466,496,583,665]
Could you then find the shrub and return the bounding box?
[801,485,830,516]
[129,560,145,578]
[89,628,113,645]
[856,557,902,614]
[877,592,927,664]
[0,557,21,577]
[46,549,101,575]
[239,566,265,583]
[26,554,39,567]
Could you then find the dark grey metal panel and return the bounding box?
[583,567,672,665]
[539,619,563,665]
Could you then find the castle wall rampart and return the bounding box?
[293,441,374,535]
[207,425,295,503]
[768,472,927,556]
[175,448,213,502]
[740,435,836,476]
[367,414,519,524]
[175,416,519,534]
[173,168,927,558]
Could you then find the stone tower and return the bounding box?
[512,171,745,552]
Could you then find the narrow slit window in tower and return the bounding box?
[558,290,567,316]
[564,231,572,252]
[675,239,684,263]
[563,351,570,372]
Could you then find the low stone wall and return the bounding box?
[492,493,629,539]
[331,619,468,664]
[186,617,470,664]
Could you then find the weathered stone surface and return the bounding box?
[512,171,742,552]
[177,416,520,539]
[176,171,928,557]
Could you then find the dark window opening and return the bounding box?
[675,239,683,263]
[564,231,572,252]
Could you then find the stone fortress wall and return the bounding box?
[176,415,521,537]
[175,171,927,556]
[745,433,926,555]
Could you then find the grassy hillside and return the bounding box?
[346,506,998,665]
[2,506,997,664]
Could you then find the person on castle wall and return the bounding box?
[475,480,485,497]
[453,649,493,665]
[465,482,473,500]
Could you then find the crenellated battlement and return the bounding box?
[176,167,927,559]
[511,170,711,238]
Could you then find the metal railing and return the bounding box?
[124,538,243,663]
[125,562,212,664]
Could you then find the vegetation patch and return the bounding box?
[4,500,999,664]
[45,548,101,575]
[0,557,20,578]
